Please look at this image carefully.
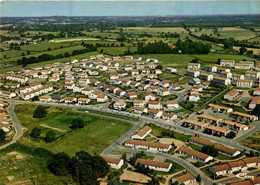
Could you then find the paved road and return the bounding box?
[2,99,259,185]
[0,102,23,150]
[111,146,213,185]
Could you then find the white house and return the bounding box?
[131,126,152,140]
[136,159,172,172]
[224,90,239,100]
[172,173,196,185]
[187,63,201,70]
[113,101,126,110]
[186,70,200,78]
[148,101,161,109]
[237,79,253,88]
[103,157,124,169]
[220,59,235,67]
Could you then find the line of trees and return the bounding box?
[136,40,211,54]
[17,45,97,67]
[47,150,109,185]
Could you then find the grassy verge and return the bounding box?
[77,108,139,122]
[146,123,192,142]
[240,130,260,151]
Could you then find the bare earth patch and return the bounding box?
[159,138,185,150]
[120,170,151,183]
[40,124,67,132]
[7,152,24,159]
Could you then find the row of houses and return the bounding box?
[125,138,172,152]
[0,101,12,134]
[209,157,260,176]
[176,145,214,163]
[208,104,258,121]
[187,70,256,87]
[199,114,249,131]
[20,85,53,100]
[189,137,241,157]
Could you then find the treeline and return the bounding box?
[191,33,260,49]
[175,39,211,54]
[136,40,211,54]
[48,150,109,185]
[17,44,97,67]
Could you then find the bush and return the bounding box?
[0,129,6,142]
[33,105,47,118]
[30,127,41,138]
[70,117,84,129]
[45,130,56,143]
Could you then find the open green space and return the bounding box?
[146,123,192,142]
[77,108,139,122]
[15,104,133,156]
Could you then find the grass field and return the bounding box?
[15,104,133,156]
[146,123,192,142]
[240,131,260,151]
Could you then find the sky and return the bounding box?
[0,1,260,17]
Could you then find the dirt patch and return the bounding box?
[240,90,251,98]
[120,170,151,183]
[7,176,14,181]
[7,152,24,159]
[158,138,185,150]
[40,124,67,132]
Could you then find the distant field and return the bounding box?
[192,27,257,41]
[124,27,188,33]
[233,46,260,55]
[0,51,99,74]
[100,46,138,55]
[240,131,260,151]
[0,44,85,62]
[15,104,133,156]
[51,37,100,42]
[217,27,255,41]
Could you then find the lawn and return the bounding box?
[77,108,139,122]
[15,104,133,156]
[146,123,192,142]
[188,143,202,151]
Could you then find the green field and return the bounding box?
[15,104,133,156]
[146,123,192,142]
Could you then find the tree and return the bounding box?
[226,131,236,139]
[47,152,71,176]
[196,174,201,183]
[33,105,47,118]
[201,145,218,157]
[239,46,247,55]
[45,130,56,143]
[30,127,41,138]
[27,51,30,55]
[0,129,6,142]
[253,104,260,118]
[70,118,84,129]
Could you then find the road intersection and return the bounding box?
[1,99,260,185]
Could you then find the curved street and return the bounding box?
[1,99,259,185]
